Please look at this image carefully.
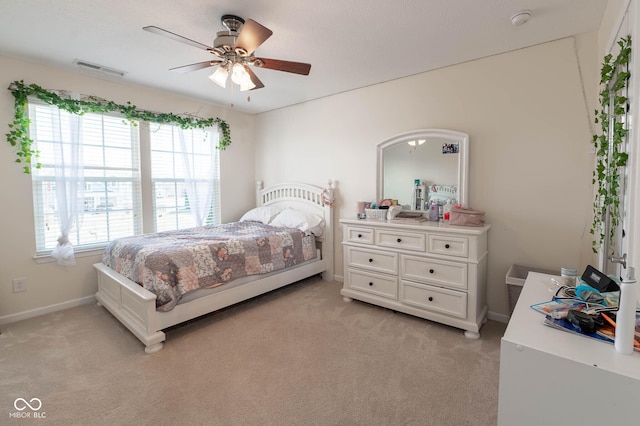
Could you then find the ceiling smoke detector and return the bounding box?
[510,10,532,27]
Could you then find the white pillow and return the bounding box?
[239,205,285,224]
[270,208,325,236]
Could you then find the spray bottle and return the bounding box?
[443,200,452,222]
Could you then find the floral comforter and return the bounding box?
[102,222,317,311]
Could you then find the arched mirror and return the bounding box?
[377,129,469,209]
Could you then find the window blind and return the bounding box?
[30,102,142,254]
[149,124,221,232]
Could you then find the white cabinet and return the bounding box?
[340,218,490,338]
[498,272,640,425]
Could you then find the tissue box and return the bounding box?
[450,207,485,226]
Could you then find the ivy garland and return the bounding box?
[591,36,631,254]
[6,80,231,174]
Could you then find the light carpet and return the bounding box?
[0,277,506,425]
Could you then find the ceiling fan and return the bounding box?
[143,14,311,91]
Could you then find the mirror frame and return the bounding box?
[376,129,469,207]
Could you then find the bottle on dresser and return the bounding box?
[443,200,453,222]
[428,200,439,221]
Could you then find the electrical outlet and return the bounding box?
[12,277,27,293]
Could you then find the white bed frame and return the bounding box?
[94,180,334,353]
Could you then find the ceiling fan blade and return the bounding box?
[256,58,311,75]
[245,66,265,90]
[143,25,212,51]
[234,19,273,55]
[169,61,223,74]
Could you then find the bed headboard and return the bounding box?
[256,180,335,281]
[428,184,458,204]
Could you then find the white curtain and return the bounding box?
[176,127,219,227]
[49,106,84,266]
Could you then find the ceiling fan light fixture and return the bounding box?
[209,66,229,88]
[231,62,249,85]
[145,14,309,92]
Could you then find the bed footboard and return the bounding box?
[94,263,165,353]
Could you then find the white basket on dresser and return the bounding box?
[364,208,387,220]
[340,217,491,338]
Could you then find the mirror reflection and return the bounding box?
[377,129,468,208]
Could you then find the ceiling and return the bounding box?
[0,0,607,114]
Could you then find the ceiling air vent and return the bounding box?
[73,59,127,78]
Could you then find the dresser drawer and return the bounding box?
[375,229,426,252]
[346,246,398,274]
[428,234,469,258]
[348,269,398,300]
[400,255,467,290]
[344,226,374,244]
[400,281,467,318]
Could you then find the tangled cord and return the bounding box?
[553,285,612,313]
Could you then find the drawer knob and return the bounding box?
[368,258,373,263]
[445,244,450,249]
[397,238,402,243]
[428,296,434,302]
[358,234,362,238]
[369,282,374,286]
[429,269,435,274]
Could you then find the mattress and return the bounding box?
[102,221,317,311]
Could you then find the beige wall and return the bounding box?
[0,55,256,318]
[255,36,599,318]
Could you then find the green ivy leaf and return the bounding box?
[5,80,232,173]
[591,36,631,253]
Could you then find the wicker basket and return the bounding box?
[365,208,387,220]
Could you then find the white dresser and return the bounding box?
[340,218,491,338]
[498,272,640,425]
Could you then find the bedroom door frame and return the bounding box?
[601,0,639,285]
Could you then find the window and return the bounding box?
[29,101,221,256]
[150,125,221,232]
[30,102,141,254]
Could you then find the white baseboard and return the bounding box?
[0,295,96,326]
[333,274,344,283]
[487,310,510,324]
[0,290,507,327]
